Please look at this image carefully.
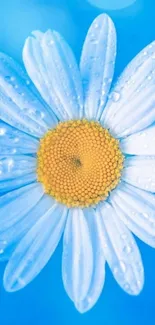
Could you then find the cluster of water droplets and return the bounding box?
[80,15,116,120]
[0,53,57,137]
[102,41,155,138]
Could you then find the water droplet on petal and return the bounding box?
[120,260,126,272]
[111,91,120,102]
[124,283,130,291]
[123,245,132,254]
[143,212,149,219]
[0,128,6,136]
[121,233,127,240]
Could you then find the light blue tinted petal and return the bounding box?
[0,194,54,261]
[0,53,57,137]
[122,156,155,192]
[76,208,105,313]
[110,182,155,247]
[4,202,68,292]
[0,155,36,193]
[97,201,144,295]
[0,183,44,230]
[62,208,93,304]
[120,124,155,156]
[0,242,17,262]
[0,172,36,194]
[80,14,116,120]
[0,120,39,155]
[101,41,155,137]
[0,155,36,180]
[23,30,83,121]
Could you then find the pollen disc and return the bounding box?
[37,119,124,207]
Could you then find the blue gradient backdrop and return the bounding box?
[0,0,155,324]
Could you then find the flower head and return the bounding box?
[0,13,155,313]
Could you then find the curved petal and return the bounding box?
[80,14,116,120]
[0,53,57,137]
[0,120,39,155]
[0,155,36,180]
[23,30,83,121]
[0,183,44,231]
[0,194,54,262]
[75,208,105,313]
[0,173,36,194]
[110,182,155,247]
[120,124,155,156]
[122,156,155,192]
[62,208,93,305]
[97,201,144,295]
[0,155,36,193]
[101,41,155,137]
[0,242,17,262]
[4,202,68,292]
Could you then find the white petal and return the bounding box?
[0,183,44,231]
[0,53,57,137]
[0,194,55,261]
[62,208,93,304]
[0,155,36,179]
[75,208,105,313]
[80,14,116,120]
[110,182,155,247]
[122,156,155,192]
[0,155,36,193]
[0,174,37,194]
[97,201,144,295]
[0,120,39,155]
[4,202,67,292]
[120,124,155,156]
[23,30,83,121]
[0,182,44,259]
[101,41,155,137]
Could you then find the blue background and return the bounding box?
[0,0,155,324]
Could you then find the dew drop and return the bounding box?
[101,90,106,96]
[124,283,130,291]
[111,91,120,102]
[137,280,142,288]
[120,260,126,272]
[143,212,149,219]
[139,132,146,137]
[123,245,132,254]
[94,23,99,28]
[121,233,127,240]
[90,39,99,45]
[0,128,6,136]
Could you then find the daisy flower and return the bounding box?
[0,13,155,313]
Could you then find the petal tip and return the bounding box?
[3,270,27,293]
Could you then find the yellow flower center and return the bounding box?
[37,119,124,207]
